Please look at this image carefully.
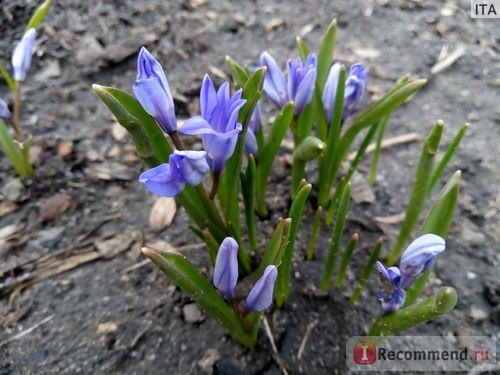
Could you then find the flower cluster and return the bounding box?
[259,51,317,116]
[213,237,278,313]
[375,234,446,314]
[133,48,246,196]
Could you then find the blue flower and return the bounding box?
[181,75,246,174]
[244,265,278,313]
[0,98,10,119]
[260,51,317,116]
[213,237,239,300]
[132,47,177,134]
[139,150,209,197]
[375,234,446,314]
[322,62,369,123]
[12,28,36,81]
[343,63,369,118]
[399,234,446,289]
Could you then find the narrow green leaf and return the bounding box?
[255,102,294,217]
[316,18,337,92]
[335,233,359,287]
[306,207,323,261]
[0,120,32,177]
[225,55,250,88]
[321,79,426,203]
[320,182,351,291]
[202,229,220,266]
[318,68,346,207]
[255,218,292,279]
[275,183,312,307]
[428,123,468,193]
[350,238,383,304]
[368,287,457,336]
[368,115,389,185]
[224,68,266,273]
[92,84,171,166]
[421,170,460,237]
[26,0,52,29]
[0,64,16,92]
[142,247,256,347]
[387,121,444,264]
[241,155,258,252]
[295,36,310,62]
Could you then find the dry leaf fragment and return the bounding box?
[149,197,177,232]
[40,191,77,222]
[95,229,140,258]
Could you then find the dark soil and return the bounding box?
[0,1,498,374]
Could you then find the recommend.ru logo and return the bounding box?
[346,336,496,372]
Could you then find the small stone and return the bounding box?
[1,178,24,202]
[469,306,488,322]
[197,348,220,374]
[182,303,205,324]
[467,271,477,280]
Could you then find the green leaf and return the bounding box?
[296,36,310,62]
[306,207,323,261]
[321,79,426,205]
[92,84,171,167]
[225,56,251,88]
[317,67,346,207]
[316,18,337,92]
[421,170,460,237]
[386,120,444,264]
[428,123,468,193]
[0,64,16,92]
[255,102,294,217]
[368,115,389,185]
[320,182,351,291]
[350,238,383,304]
[275,182,312,307]
[241,155,258,252]
[255,218,292,279]
[142,247,257,347]
[335,233,359,287]
[0,119,32,177]
[26,0,52,29]
[368,287,457,336]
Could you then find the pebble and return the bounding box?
[469,306,488,322]
[29,226,66,250]
[1,178,24,202]
[182,303,205,324]
[197,348,220,374]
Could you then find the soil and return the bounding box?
[0,0,499,374]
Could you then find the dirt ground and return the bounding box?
[0,0,499,374]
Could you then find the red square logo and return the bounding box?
[353,342,377,364]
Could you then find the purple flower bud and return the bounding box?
[322,62,342,124]
[260,52,317,115]
[259,52,288,109]
[244,265,278,313]
[132,47,177,134]
[139,150,209,197]
[0,98,10,119]
[322,62,369,123]
[343,63,369,118]
[12,28,36,81]
[287,54,317,115]
[213,237,239,299]
[181,75,245,173]
[399,234,446,289]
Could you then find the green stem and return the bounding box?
[305,207,322,260]
[335,233,359,287]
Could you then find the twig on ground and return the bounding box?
[263,316,289,375]
[297,318,318,359]
[347,132,421,161]
[0,315,53,348]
